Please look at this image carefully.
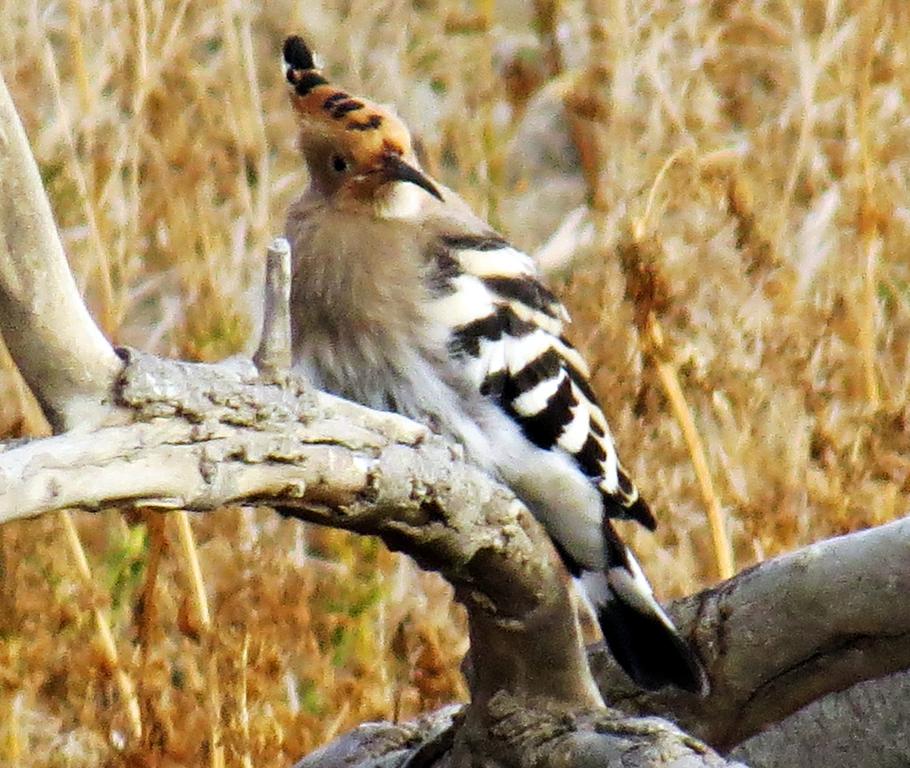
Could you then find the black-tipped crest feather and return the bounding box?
[283,35,316,72]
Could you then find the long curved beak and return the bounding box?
[382,155,444,201]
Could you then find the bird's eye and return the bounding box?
[331,154,348,173]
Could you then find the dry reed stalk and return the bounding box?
[771,9,816,262]
[859,232,883,408]
[136,512,166,652]
[240,633,253,768]
[134,511,165,751]
[59,511,143,739]
[632,152,737,581]
[1,693,23,766]
[64,0,92,115]
[855,0,883,410]
[235,4,271,236]
[621,222,736,582]
[478,5,504,228]
[125,0,151,305]
[173,510,224,768]
[773,3,844,265]
[219,1,256,228]
[647,324,735,580]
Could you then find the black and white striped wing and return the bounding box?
[427,234,656,530]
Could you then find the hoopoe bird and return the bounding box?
[282,35,707,695]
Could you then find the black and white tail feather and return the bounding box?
[427,233,708,696]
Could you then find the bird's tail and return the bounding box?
[577,536,708,695]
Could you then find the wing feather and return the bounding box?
[427,233,655,530]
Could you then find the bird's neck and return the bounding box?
[287,195,429,344]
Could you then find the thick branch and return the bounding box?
[5,348,903,765]
[593,517,910,749]
[0,349,746,766]
[0,348,602,715]
[0,73,121,430]
[731,670,910,768]
[297,517,909,766]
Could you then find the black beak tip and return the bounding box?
[384,156,443,202]
[426,183,444,202]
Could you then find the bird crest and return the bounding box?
[282,35,414,172]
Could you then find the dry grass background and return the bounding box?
[1,0,909,765]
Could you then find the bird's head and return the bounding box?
[283,35,443,215]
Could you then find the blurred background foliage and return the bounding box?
[1,0,909,765]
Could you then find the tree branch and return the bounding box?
[0,73,121,430]
[0,348,631,762]
[3,347,905,764]
[293,695,746,768]
[592,517,910,749]
[730,669,910,768]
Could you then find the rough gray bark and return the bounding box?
[0,352,731,767]
[1,351,907,767]
[591,517,910,749]
[294,696,746,768]
[730,670,910,768]
[1,345,597,713]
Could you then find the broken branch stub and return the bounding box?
[254,236,294,381]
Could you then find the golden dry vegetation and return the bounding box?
[1,0,909,766]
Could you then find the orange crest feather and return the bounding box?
[282,35,413,166]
